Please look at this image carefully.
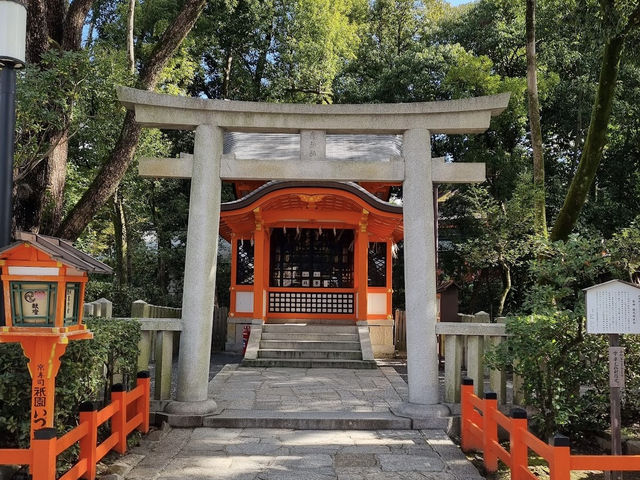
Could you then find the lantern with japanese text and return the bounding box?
[0,232,112,438]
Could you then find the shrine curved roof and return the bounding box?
[221,181,403,214]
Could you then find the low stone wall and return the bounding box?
[365,320,394,357]
[226,316,253,352]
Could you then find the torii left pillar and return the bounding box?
[166,124,222,414]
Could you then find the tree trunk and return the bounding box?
[222,49,233,99]
[16,0,95,234]
[26,0,50,64]
[253,29,272,98]
[550,35,625,241]
[127,0,136,74]
[58,110,142,239]
[57,0,207,240]
[40,130,69,233]
[526,0,547,238]
[497,262,511,316]
[112,189,128,288]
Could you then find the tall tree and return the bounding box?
[14,0,96,234]
[526,0,547,237]
[57,0,207,240]
[550,1,640,241]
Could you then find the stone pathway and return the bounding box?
[207,365,408,413]
[120,427,482,480]
[117,364,484,479]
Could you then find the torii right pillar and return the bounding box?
[403,128,440,406]
[398,127,486,424]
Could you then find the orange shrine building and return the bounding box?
[221,134,404,356]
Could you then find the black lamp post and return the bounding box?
[0,0,27,326]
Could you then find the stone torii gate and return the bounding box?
[117,87,510,418]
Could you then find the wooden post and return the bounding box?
[483,391,498,473]
[253,225,265,321]
[78,401,98,480]
[356,225,369,321]
[31,428,57,480]
[111,384,128,454]
[136,372,151,433]
[551,434,571,480]
[461,378,474,452]
[608,333,623,480]
[510,408,529,480]
[20,337,68,440]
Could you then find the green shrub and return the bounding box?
[486,312,609,440]
[485,233,640,441]
[0,317,140,448]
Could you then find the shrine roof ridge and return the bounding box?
[220,181,403,214]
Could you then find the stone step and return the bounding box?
[262,324,358,334]
[202,410,412,430]
[241,358,377,369]
[259,340,361,350]
[261,332,360,342]
[258,349,363,360]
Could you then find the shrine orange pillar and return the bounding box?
[386,241,393,317]
[20,336,68,440]
[253,213,265,320]
[356,211,369,321]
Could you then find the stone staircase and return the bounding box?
[241,323,376,368]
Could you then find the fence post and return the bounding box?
[467,334,484,397]
[551,434,571,480]
[136,371,151,433]
[510,408,529,480]
[461,377,474,452]
[444,333,463,402]
[78,401,98,480]
[155,330,174,401]
[31,428,57,480]
[111,384,128,454]
[483,391,499,473]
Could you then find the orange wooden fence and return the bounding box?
[0,371,150,480]
[461,378,640,479]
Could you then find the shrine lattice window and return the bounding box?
[368,242,387,287]
[270,228,354,288]
[236,240,254,285]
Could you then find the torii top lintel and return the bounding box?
[117,87,510,135]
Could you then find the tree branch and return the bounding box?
[62,0,95,50]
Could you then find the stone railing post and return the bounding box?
[489,317,507,404]
[444,333,463,402]
[132,300,152,370]
[155,330,174,400]
[83,301,95,317]
[466,327,484,398]
[96,298,113,318]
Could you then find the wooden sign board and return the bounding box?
[584,280,640,334]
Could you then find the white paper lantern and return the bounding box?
[0,0,27,67]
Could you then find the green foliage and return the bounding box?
[0,318,140,448]
[487,312,609,440]
[486,232,640,440]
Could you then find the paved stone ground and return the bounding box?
[122,427,483,480]
[112,364,485,479]
[207,365,408,412]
